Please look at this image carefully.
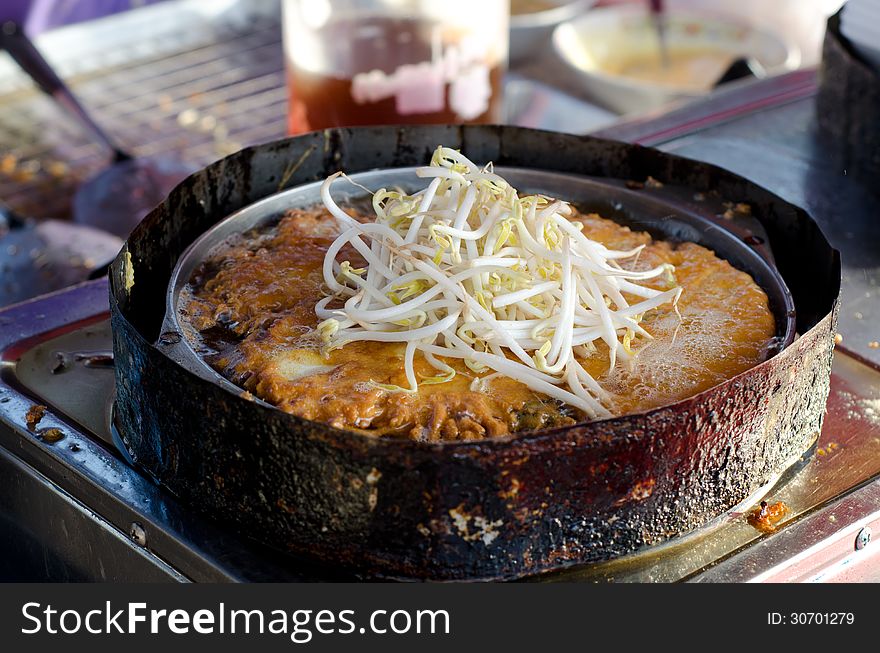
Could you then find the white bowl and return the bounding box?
[552,5,798,114]
[509,0,597,65]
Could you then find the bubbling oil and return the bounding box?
[603,296,775,413]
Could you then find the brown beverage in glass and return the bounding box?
[283,2,508,135]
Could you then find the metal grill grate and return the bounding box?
[0,2,288,221]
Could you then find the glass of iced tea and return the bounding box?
[281,0,509,134]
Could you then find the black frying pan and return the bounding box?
[110,126,839,580]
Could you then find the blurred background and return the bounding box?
[0,0,846,216]
[0,0,859,306]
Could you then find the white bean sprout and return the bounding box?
[315,146,682,420]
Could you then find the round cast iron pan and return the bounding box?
[161,166,796,396]
[109,126,840,580]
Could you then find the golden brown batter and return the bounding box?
[181,206,775,441]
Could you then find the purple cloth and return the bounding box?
[1,0,167,35]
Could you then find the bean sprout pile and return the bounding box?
[315,147,681,419]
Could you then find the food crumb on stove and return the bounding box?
[51,352,67,374]
[0,153,17,174]
[861,398,880,423]
[834,333,843,345]
[37,427,64,444]
[720,201,751,220]
[624,179,644,190]
[25,404,47,431]
[869,341,879,349]
[747,500,789,533]
[46,161,68,177]
[177,108,199,127]
[817,441,839,456]
[645,176,663,188]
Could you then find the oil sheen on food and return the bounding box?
[181,206,776,442]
